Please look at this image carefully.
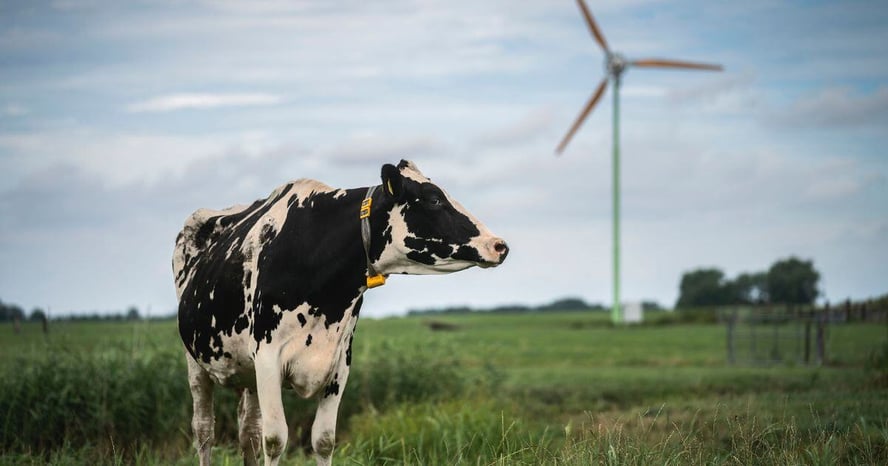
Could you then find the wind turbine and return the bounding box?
[556,0,723,324]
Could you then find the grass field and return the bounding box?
[2,311,886,465]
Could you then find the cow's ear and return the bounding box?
[380,163,403,198]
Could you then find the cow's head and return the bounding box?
[372,160,508,275]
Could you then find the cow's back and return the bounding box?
[173,203,250,298]
[173,182,299,369]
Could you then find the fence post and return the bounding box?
[816,308,826,365]
[804,312,811,365]
[726,309,736,364]
[750,308,757,362]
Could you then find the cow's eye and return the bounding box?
[426,196,443,208]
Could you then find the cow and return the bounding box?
[172,160,509,466]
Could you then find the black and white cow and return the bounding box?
[173,160,508,466]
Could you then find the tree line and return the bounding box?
[407,297,664,316]
[675,256,820,308]
[408,297,603,316]
[0,300,45,322]
[0,301,145,322]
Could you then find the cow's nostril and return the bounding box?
[494,241,508,254]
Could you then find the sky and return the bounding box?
[1,0,886,318]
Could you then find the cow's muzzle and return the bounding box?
[479,237,509,267]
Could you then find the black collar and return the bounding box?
[360,185,386,289]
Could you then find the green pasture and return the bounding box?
[1,311,886,465]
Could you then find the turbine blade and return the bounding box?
[630,58,723,71]
[556,78,609,155]
[576,0,610,53]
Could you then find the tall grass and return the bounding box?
[0,341,185,455]
[341,400,558,465]
[325,397,888,465]
[0,336,492,461]
[560,406,888,465]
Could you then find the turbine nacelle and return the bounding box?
[606,52,628,78]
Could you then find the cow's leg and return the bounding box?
[238,387,262,466]
[311,357,351,466]
[255,352,288,466]
[186,355,214,466]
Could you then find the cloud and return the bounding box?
[127,92,283,113]
[801,160,883,203]
[473,106,556,148]
[1,104,28,117]
[0,128,263,190]
[2,0,887,316]
[663,72,761,114]
[322,133,447,165]
[769,86,888,129]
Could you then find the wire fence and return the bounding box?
[721,301,887,366]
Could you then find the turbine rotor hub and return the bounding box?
[606,52,627,78]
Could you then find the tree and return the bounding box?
[29,308,47,322]
[538,297,591,312]
[642,300,663,311]
[126,306,141,321]
[676,268,732,308]
[728,272,769,305]
[766,257,820,305]
[0,300,25,322]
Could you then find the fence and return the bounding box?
[722,301,887,366]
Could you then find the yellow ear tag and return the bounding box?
[386,179,394,196]
[366,274,386,288]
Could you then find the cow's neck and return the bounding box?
[254,186,378,332]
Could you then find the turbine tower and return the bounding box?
[556,0,723,324]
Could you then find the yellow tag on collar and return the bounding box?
[366,274,386,288]
[360,197,372,219]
